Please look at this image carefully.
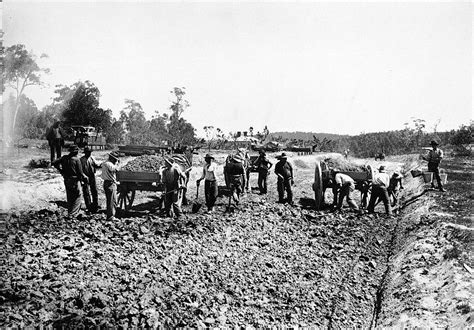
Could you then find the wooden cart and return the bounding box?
[312,160,375,210]
[117,171,165,210]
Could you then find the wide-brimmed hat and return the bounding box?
[83,146,92,153]
[204,154,214,160]
[164,156,174,165]
[430,140,439,146]
[378,165,386,172]
[69,145,79,153]
[277,153,288,159]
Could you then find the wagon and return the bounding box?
[312,160,375,210]
[116,171,165,210]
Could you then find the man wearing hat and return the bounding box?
[52,145,89,217]
[101,152,120,221]
[274,153,294,205]
[46,121,65,163]
[422,140,445,192]
[161,156,187,218]
[80,146,102,213]
[367,165,392,216]
[224,153,246,205]
[254,150,273,194]
[197,154,218,212]
[388,171,404,210]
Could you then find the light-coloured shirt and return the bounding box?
[426,148,443,164]
[373,172,390,187]
[334,173,355,186]
[200,162,217,181]
[101,161,118,184]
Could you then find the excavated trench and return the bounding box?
[1,160,432,327]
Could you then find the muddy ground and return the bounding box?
[1,144,472,327]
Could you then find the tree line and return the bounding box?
[1,44,472,154]
[1,44,196,146]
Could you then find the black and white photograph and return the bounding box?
[1,0,472,327]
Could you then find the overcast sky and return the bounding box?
[3,1,472,136]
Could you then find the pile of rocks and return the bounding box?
[122,155,163,172]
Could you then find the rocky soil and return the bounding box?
[1,148,472,327]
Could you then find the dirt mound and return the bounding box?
[122,155,163,172]
[324,156,367,172]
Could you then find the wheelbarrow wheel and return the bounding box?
[118,188,135,211]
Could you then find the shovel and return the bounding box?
[192,182,202,213]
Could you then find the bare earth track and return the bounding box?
[1,148,472,327]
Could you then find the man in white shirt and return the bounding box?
[332,172,359,211]
[367,165,392,216]
[422,140,445,192]
[197,154,218,213]
[101,152,120,220]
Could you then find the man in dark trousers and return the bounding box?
[52,145,88,217]
[423,140,446,192]
[274,153,294,205]
[80,146,101,213]
[101,152,120,221]
[196,154,218,213]
[254,150,273,194]
[367,165,392,216]
[161,156,186,218]
[224,154,246,205]
[46,121,65,163]
[388,171,404,209]
[332,172,359,212]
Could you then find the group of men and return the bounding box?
[52,139,445,219]
[52,145,120,220]
[331,139,445,216]
[195,151,295,213]
[330,165,403,216]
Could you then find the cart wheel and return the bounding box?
[313,161,324,210]
[118,188,135,211]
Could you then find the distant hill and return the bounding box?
[269,131,349,141]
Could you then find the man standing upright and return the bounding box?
[274,153,294,205]
[101,152,120,221]
[224,154,246,205]
[80,146,101,213]
[197,154,218,213]
[367,165,392,216]
[52,145,88,217]
[254,150,273,194]
[423,140,445,192]
[46,121,65,163]
[161,156,186,218]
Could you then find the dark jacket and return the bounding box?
[53,154,87,181]
[275,160,293,180]
[255,155,273,171]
